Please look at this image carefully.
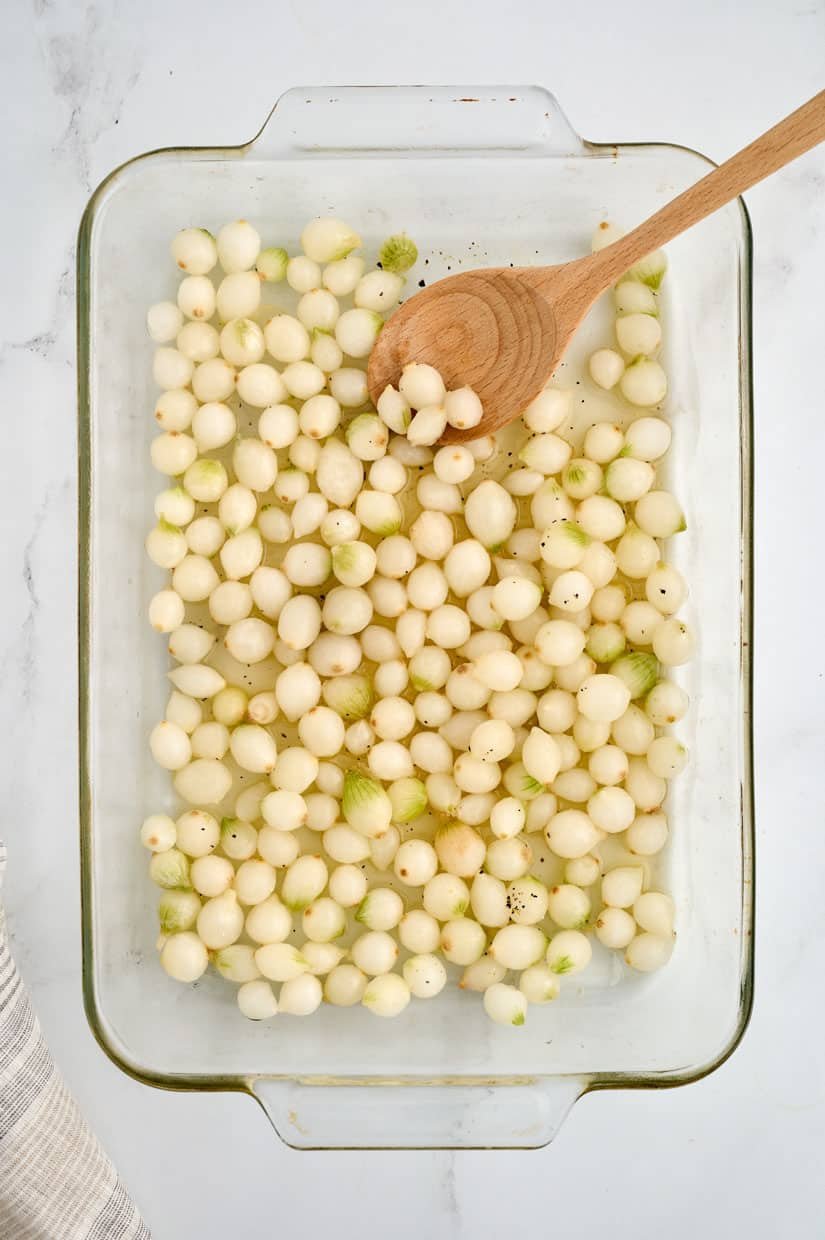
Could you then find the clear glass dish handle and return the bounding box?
[248,85,584,158]
[248,1075,587,1150]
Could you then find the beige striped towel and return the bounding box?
[0,841,150,1239]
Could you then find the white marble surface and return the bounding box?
[2,0,824,1235]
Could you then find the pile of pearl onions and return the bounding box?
[144,217,690,1029]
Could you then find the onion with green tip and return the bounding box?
[149,848,191,891]
[214,944,261,983]
[256,246,288,282]
[586,622,626,664]
[378,234,418,273]
[342,769,393,838]
[321,673,374,721]
[158,889,200,933]
[610,651,659,699]
[387,776,427,823]
[280,855,329,913]
[628,248,667,289]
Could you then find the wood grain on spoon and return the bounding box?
[367,88,825,444]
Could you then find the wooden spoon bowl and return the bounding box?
[367,89,825,443]
[368,262,592,443]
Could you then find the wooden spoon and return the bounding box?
[367,89,825,443]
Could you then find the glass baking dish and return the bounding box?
[77,85,754,1150]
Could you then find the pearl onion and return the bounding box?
[399,363,446,409]
[522,387,569,433]
[645,681,689,726]
[403,954,447,998]
[237,980,278,1019]
[426,605,471,650]
[154,389,197,432]
[483,982,527,1026]
[583,422,624,464]
[375,659,410,697]
[595,906,637,949]
[602,866,645,909]
[489,798,526,839]
[227,724,276,775]
[197,890,244,949]
[255,942,310,982]
[171,228,217,275]
[564,855,600,887]
[323,254,365,295]
[634,891,675,937]
[394,839,438,887]
[398,910,440,954]
[614,280,657,313]
[335,308,383,358]
[616,313,662,357]
[369,456,408,495]
[534,620,586,667]
[490,924,546,970]
[177,274,216,321]
[286,254,322,292]
[645,563,687,614]
[362,973,411,1018]
[193,358,235,402]
[507,876,550,925]
[623,416,672,461]
[440,917,487,965]
[588,348,625,390]
[626,811,669,856]
[279,973,323,1016]
[354,269,403,311]
[485,837,532,881]
[216,272,260,320]
[297,287,340,331]
[149,721,192,771]
[545,810,600,859]
[417,473,462,513]
[492,576,541,622]
[433,445,475,484]
[652,618,695,666]
[577,674,632,723]
[443,386,483,430]
[140,814,177,852]
[330,367,369,408]
[324,964,368,1007]
[407,563,449,611]
[620,359,667,407]
[625,933,674,972]
[545,929,592,975]
[323,826,370,864]
[328,864,368,908]
[298,706,346,757]
[216,220,260,272]
[588,786,636,834]
[351,930,399,976]
[518,964,560,1004]
[190,854,234,897]
[160,932,208,982]
[646,735,689,778]
[472,650,522,692]
[469,719,515,763]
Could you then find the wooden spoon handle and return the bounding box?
[585,88,825,290]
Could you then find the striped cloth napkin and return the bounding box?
[0,841,150,1239]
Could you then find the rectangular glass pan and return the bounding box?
[78,85,753,1149]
